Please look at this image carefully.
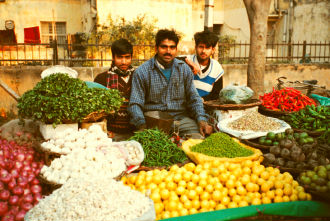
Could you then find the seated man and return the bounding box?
[94,38,135,140]
[128,29,213,137]
[185,30,224,101]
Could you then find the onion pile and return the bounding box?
[0,138,44,221]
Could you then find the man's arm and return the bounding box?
[128,71,147,128]
[203,77,223,101]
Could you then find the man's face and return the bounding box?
[196,43,215,62]
[113,53,132,72]
[156,39,177,65]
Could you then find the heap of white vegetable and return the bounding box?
[40,125,111,154]
[40,146,126,184]
[25,178,153,221]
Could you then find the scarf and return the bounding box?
[106,65,135,90]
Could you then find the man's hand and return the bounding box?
[199,120,213,137]
[185,58,200,75]
[137,124,147,131]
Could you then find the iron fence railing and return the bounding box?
[219,41,330,64]
[0,41,329,66]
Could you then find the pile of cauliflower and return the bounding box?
[40,146,126,184]
[25,178,153,221]
[40,125,111,155]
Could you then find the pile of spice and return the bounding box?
[190,133,254,158]
[228,111,281,132]
[260,87,316,112]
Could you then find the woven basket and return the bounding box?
[38,174,62,190]
[81,110,111,123]
[276,77,313,95]
[241,139,275,150]
[292,128,324,137]
[204,99,262,110]
[135,160,191,172]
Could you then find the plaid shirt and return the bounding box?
[128,56,208,127]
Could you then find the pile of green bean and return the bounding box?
[191,132,254,158]
[128,129,188,167]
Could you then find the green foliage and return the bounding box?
[218,34,237,60]
[84,14,157,45]
[17,73,124,126]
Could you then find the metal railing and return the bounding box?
[0,41,329,66]
[219,41,330,64]
[0,41,154,67]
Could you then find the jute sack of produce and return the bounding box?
[181,138,263,164]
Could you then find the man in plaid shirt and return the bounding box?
[128,29,213,137]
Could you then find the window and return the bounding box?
[40,22,67,44]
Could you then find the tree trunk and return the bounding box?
[243,0,272,98]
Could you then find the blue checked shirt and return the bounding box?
[128,56,208,127]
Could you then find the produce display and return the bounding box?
[281,105,329,132]
[190,133,254,158]
[227,111,281,132]
[40,146,126,184]
[40,125,111,155]
[128,129,188,167]
[299,164,330,195]
[260,88,316,112]
[0,139,44,220]
[17,73,124,126]
[25,178,153,221]
[122,160,310,220]
[262,129,329,170]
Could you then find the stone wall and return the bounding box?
[1,64,329,112]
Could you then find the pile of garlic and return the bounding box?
[40,125,112,154]
[40,147,126,184]
[25,178,154,221]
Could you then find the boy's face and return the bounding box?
[114,53,132,72]
[195,43,215,62]
[155,39,177,65]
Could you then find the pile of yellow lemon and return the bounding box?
[121,160,310,220]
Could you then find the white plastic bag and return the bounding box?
[219,84,254,104]
[218,117,291,140]
[111,141,145,166]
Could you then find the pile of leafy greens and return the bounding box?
[17,73,124,126]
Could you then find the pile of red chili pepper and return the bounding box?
[260,87,316,112]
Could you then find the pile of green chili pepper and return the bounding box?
[191,133,254,158]
[128,129,188,167]
[281,105,329,132]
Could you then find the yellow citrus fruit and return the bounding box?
[296,186,304,192]
[282,195,290,202]
[200,192,210,201]
[218,164,226,173]
[198,179,208,188]
[274,196,283,203]
[178,180,187,187]
[179,208,189,216]
[154,202,164,214]
[260,171,270,180]
[128,176,137,184]
[159,182,166,190]
[251,198,261,205]
[261,182,271,193]
[254,184,260,192]
[205,184,214,193]
[214,182,223,190]
[208,177,217,186]
[170,165,180,172]
[306,193,312,201]
[161,189,170,200]
[173,173,182,183]
[237,186,247,195]
[212,160,221,168]
[243,160,253,168]
[254,192,261,199]
[232,194,241,203]
[180,194,189,203]
[212,190,222,201]
[176,186,186,195]
[195,186,203,195]
[229,174,237,181]
[257,178,266,186]
[266,190,275,199]
[292,180,299,188]
[221,196,231,206]
[189,208,198,215]
[216,204,226,210]
[239,201,249,207]
[242,167,252,175]
[222,188,229,196]
[187,182,196,190]
[201,200,210,209]
[194,165,203,174]
[283,187,292,196]
[241,175,250,185]
[184,163,196,171]
[182,172,193,182]
[274,180,284,189]
[148,183,158,190]
[244,195,252,204]
[229,188,237,197]
[226,179,235,189]
[162,211,171,219]
[209,200,216,209]
[262,197,272,204]
[233,168,242,178]
[298,191,306,200]
[266,180,274,189]
[246,182,255,192]
[200,208,208,213]
[166,182,177,191]
[191,199,200,209]
[290,194,298,201]
[187,190,198,200]
[191,174,200,183]
[210,168,220,177]
[171,210,179,218]
[150,191,162,203]
[167,200,178,212]
[202,162,212,170]
[228,202,238,208]
[275,188,284,197]
[219,173,229,182]
[250,174,259,183]
[183,200,192,210]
